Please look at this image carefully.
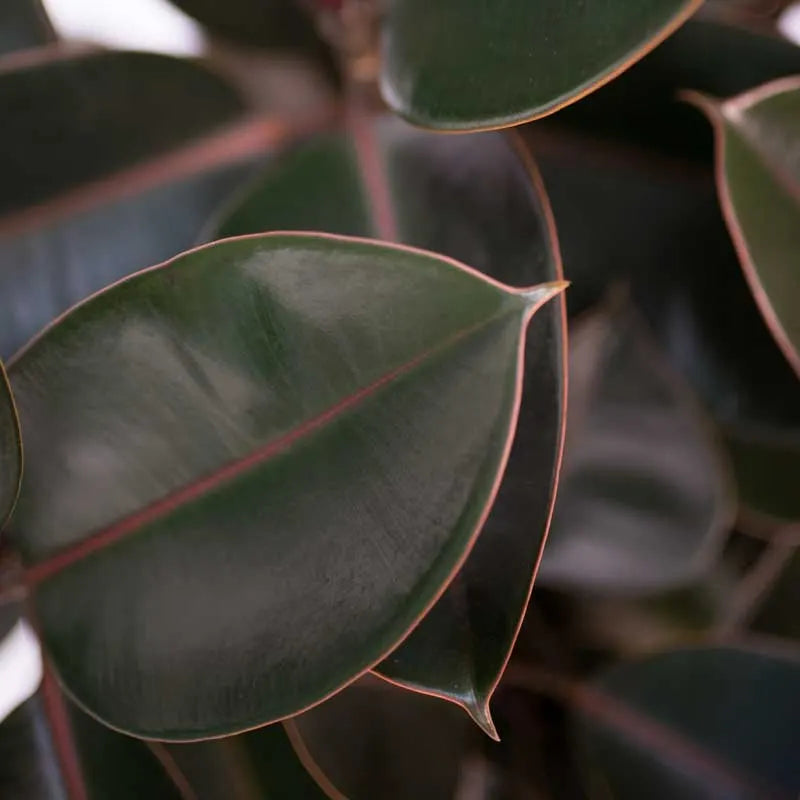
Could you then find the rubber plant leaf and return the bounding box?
[211,116,566,737]
[283,677,478,800]
[0,46,293,360]
[9,232,564,739]
[539,298,734,593]
[0,361,21,531]
[686,78,800,380]
[381,0,703,131]
[574,643,800,798]
[0,0,54,58]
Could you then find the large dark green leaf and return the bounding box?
[0,1,54,58]
[285,678,479,799]
[9,233,562,739]
[576,644,800,798]
[687,78,800,378]
[538,300,733,593]
[0,361,21,530]
[213,117,566,735]
[0,47,290,359]
[381,0,702,131]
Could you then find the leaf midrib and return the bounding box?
[24,302,520,586]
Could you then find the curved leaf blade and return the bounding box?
[212,117,566,735]
[10,232,562,739]
[381,0,703,131]
[576,644,800,798]
[0,361,21,530]
[539,299,734,593]
[687,78,800,379]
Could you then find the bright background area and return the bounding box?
[44,0,206,56]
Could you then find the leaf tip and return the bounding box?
[465,698,500,741]
[519,280,569,313]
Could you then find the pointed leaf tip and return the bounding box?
[464,698,500,741]
[519,280,569,311]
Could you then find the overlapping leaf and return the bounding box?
[284,678,479,799]
[686,78,800,379]
[381,0,702,130]
[10,232,561,738]
[0,46,287,359]
[576,644,800,798]
[539,300,733,593]
[213,116,566,735]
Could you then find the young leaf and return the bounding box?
[212,117,566,737]
[538,299,734,593]
[9,232,563,739]
[0,47,290,359]
[0,361,21,530]
[0,0,54,58]
[284,678,479,800]
[686,78,800,379]
[575,644,800,798]
[381,0,702,131]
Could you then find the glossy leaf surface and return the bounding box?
[0,362,21,529]
[11,233,561,739]
[690,78,800,377]
[0,47,285,360]
[0,0,54,57]
[381,0,702,130]
[213,117,565,733]
[577,644,800,798]
[539,301,732,593]
[286,678,478,800]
